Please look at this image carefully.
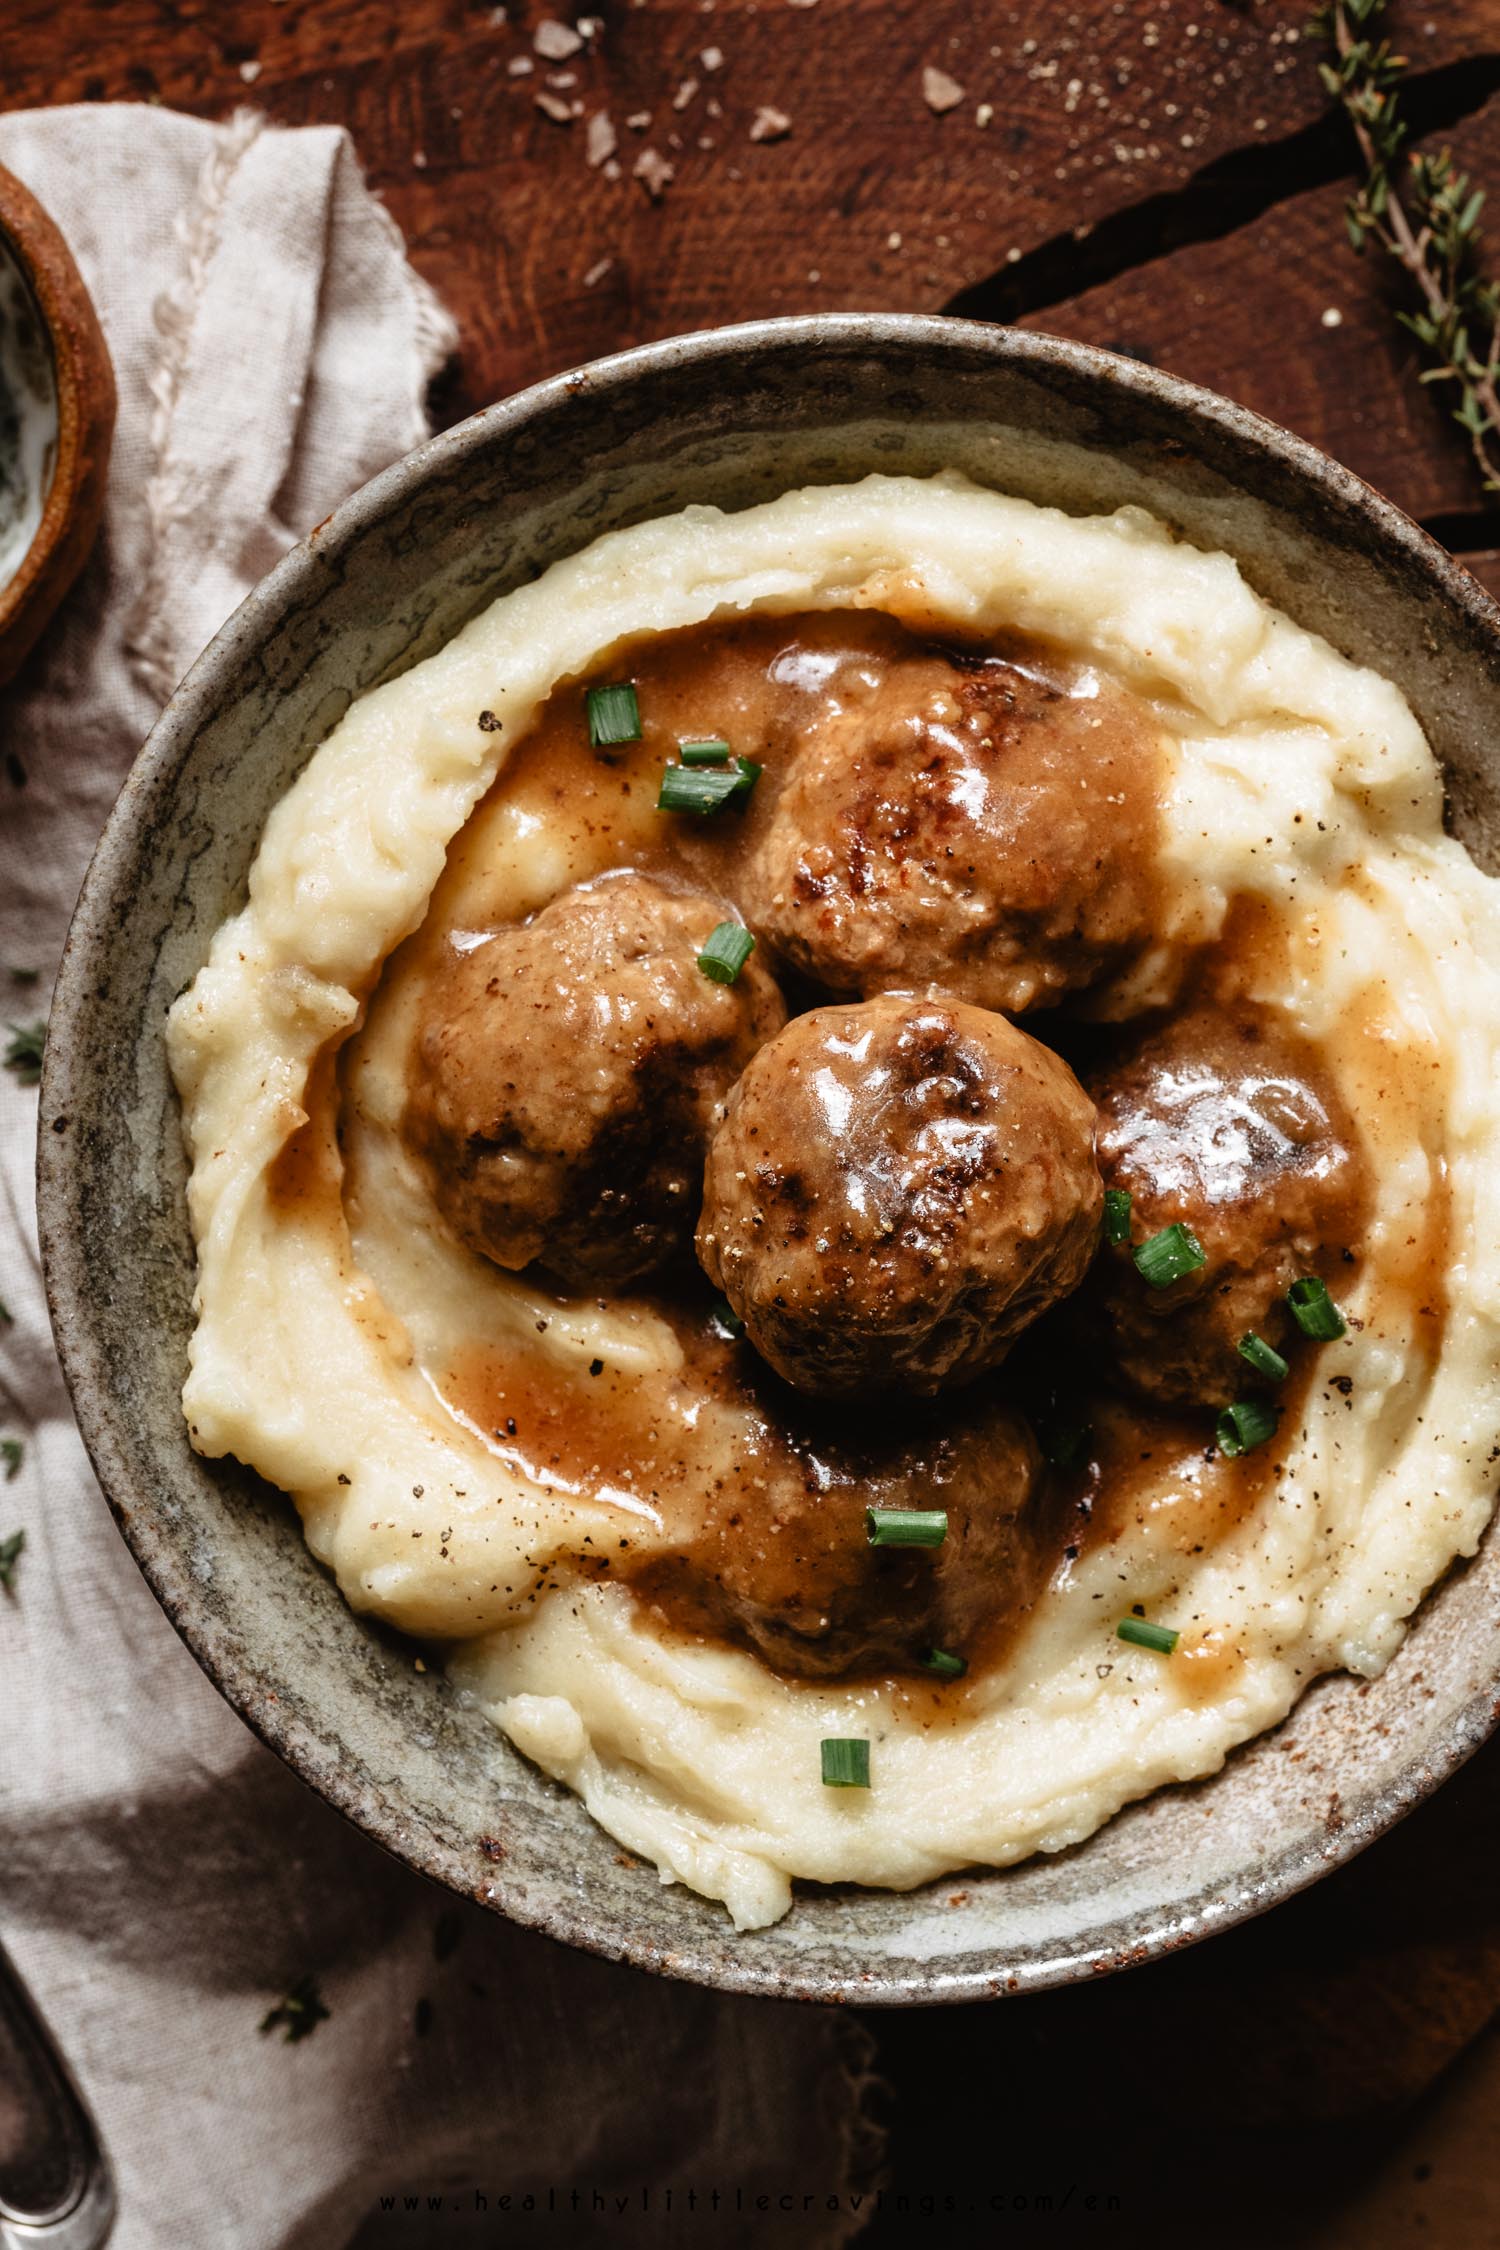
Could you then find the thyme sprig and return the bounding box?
[1315,0,1500,492]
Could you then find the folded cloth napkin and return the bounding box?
[0,105,879,2250]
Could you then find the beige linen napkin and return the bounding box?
[0,104,879,2249]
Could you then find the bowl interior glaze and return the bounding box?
[38,316,1500,2004]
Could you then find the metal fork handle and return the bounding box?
[0,1941,114,2248]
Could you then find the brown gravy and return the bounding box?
[358,609,1396,1691]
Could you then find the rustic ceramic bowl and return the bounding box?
[0,162,114,684]
[38,316,1500,2003]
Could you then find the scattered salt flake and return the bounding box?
[413,149,428,168]
[534,91,573,122]
[673,77,699,110]
[586,110,618,165]
[577,15,603,37]
[787,0,818,9]
[238,58,263,83]
[633,147,675,199]
[975,101,993,127]
[603,157,622,180]
[507,54,535,75]
[749,105,791,141]
[886,230,902,249]
[584,256,614,287]
[700,44,724,70]
[534,18,583,59]
[626,109,652,130]
[548,70,578,88]
[1321,306,1344,328]
[922,65,964,114]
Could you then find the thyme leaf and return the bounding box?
[3,1020,45,1087]
[1315,0,1500,493]
[258,1974,330,2045]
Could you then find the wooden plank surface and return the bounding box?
[1030,91,1500,530]
[6,0,1500,536]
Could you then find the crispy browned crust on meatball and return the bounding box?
[1083,1006,1365,1407]
[405,873,785,1289]
[696,994,1103,1399]
[739,648,1162,1014]
[629,1385,1049,1679]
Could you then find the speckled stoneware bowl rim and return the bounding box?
[38,314,1500,2004]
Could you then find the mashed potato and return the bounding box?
[167,474,1500,1930]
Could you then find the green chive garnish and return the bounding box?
[1288,1276,1347,1341]
[1103,1188,1132,1246]
[710,1296,744,1339]
[697,921,756,985]
[920,1647,967,1680]
[1238,1332,1289,1383]
[1133,1221,1207,1290]
[1117,1616,1179,1655]
[680,737,731,766]
[587,682,641,748]
[657,758,762,814]
[1216,1398,1279,1457]
[866,1507,947,1549]
[821,1737,871,1788]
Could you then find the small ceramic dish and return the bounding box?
[0,162,114,684]
[37,316,1500,2003]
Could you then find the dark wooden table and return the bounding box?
[10,4,1500,2242]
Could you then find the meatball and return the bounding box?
[406,873,785,1289]
[740,646,1162,1014]
[632,1385,1050,1679]
[696,994,1102,1399]
[1084,1007,1364,1407]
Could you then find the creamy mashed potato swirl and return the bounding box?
[168,474,1500,1931]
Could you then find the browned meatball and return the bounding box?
[406,873,785,1289]
[696,994,1102,1399]
[630,1385,1049,1679]
[1084,1007,1364,1407]
[740,647,1162,1014]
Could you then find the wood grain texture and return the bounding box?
[5,0,1499,538]
[1030,91,1500,530]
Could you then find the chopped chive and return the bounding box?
[820,1737,871,1788]
[680,737,731,766]
[587,682,641,748]
[1103,1187,1132,1247]
[866,1507,947,1549]
[1117,1616,1179,1655]
[0,1528,23,1593]
[920,1647,967,1680]
[1216,1398,1279,1458]
[1288,1275,1347,1341]
[657,758,761,815]
[697,921,756,985]
[0,1438,21,1482]
[710,1295,744,1340]
[1238,1332,1290,1383]
[1133,1220,1207,1290]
